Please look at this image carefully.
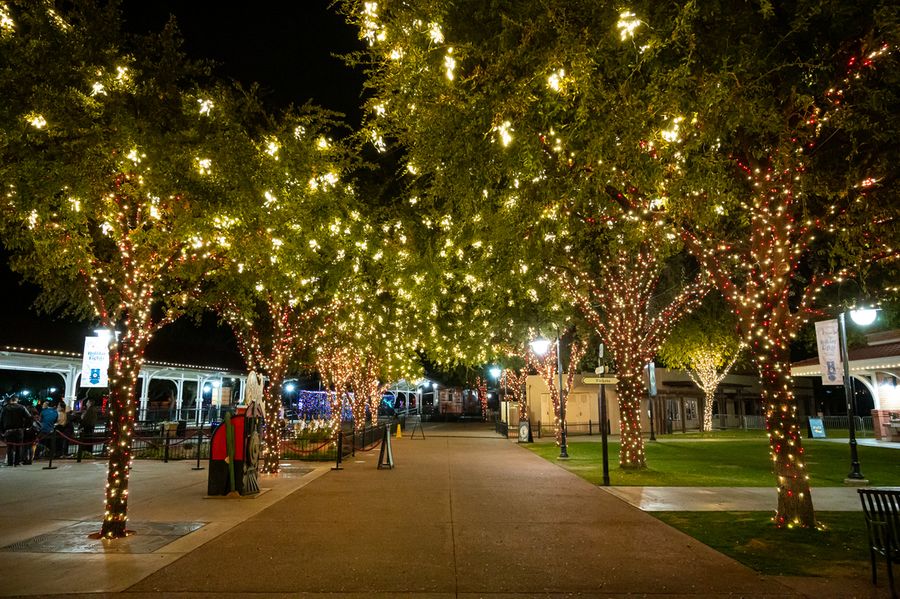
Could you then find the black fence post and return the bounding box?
[192,426,205,470]
[589,420,593,435]
[332,430,343,470]
[43,431,57,470]
[351,429,356,457]
[163,427,170,463]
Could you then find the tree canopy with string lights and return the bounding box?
[0,0,234,538]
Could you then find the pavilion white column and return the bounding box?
[175,378,184,420]
[139,375,151,420]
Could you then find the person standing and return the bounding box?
[1,397,33,466]
[79,399,98,458]
[37,401,57,458]
[55,400,69,457]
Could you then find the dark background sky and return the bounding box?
[0,1,364,371]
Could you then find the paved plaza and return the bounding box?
[0,423,890,597]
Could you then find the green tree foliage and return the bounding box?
[342,0,899,525]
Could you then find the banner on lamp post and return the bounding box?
[814,319,842,386]
[81,336,110,388]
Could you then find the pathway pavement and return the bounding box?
[0,423,891,597]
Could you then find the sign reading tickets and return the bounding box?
[814,319,842,386]
[81,336,110,388]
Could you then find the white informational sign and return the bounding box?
[647,361,657,397]
[80,336,110,388]
[814,319,842,386]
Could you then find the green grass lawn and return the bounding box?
[526,437,900,486]
[525,435,894,580]
[653,511,870,578]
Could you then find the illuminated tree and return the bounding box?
[503,367,529,420]
[558,226,708,467]
[201,104,361,474]
[343,0,898,521]
[0,2,227,537]
[674,17,899,529]
[658,295,744,432]
[524,334,587,446]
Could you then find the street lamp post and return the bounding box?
[839,307,878,482]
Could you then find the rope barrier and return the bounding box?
[280,438,334,456]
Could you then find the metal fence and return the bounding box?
[2,419,387,465]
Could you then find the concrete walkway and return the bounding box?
[605,486,864,511]
[0,424,889,597]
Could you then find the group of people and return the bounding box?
[0,397,99,467]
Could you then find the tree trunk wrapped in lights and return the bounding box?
[503,368,529,422]
[558,242,707,469]
[525,337,585,446]
[224,300,321,475]
[685,160,827,527]
[349,353,389,433]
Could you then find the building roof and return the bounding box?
[792,341,900,368]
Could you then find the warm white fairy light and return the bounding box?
[91,81,107,96]
[617,10,642,40]
[444,48,456,81]
[428,22,444,44]
[195,157,212,175]
[0,3,15,36]
[547,68,565,92]
[198,98,214,115]
[493,120,513,147]
[25,112,47,129]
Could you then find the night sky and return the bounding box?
[0,1,364,371]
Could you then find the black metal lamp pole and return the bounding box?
[557,333,568,459]
[838,311,865,480]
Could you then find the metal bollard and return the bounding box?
[43,431,57,470]
[191,427,204,470]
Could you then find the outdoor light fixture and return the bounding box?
[530,336,551,356]
[489,366,502,379]
[284,382,296,392]
[850,308,878,326]
[203,383,212,393]
[839,306,879,481]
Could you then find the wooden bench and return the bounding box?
[858,488,900,598]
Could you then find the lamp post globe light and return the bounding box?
[531,334,568,459]
[839,306,879,482]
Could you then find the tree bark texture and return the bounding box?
[616,368,647,469]
[99,344,142,539]
[757,347,816,527]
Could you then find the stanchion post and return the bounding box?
[163,427,170,463]
[43,431,57,470]
[332,430,344,470]
[191,426,205,471]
